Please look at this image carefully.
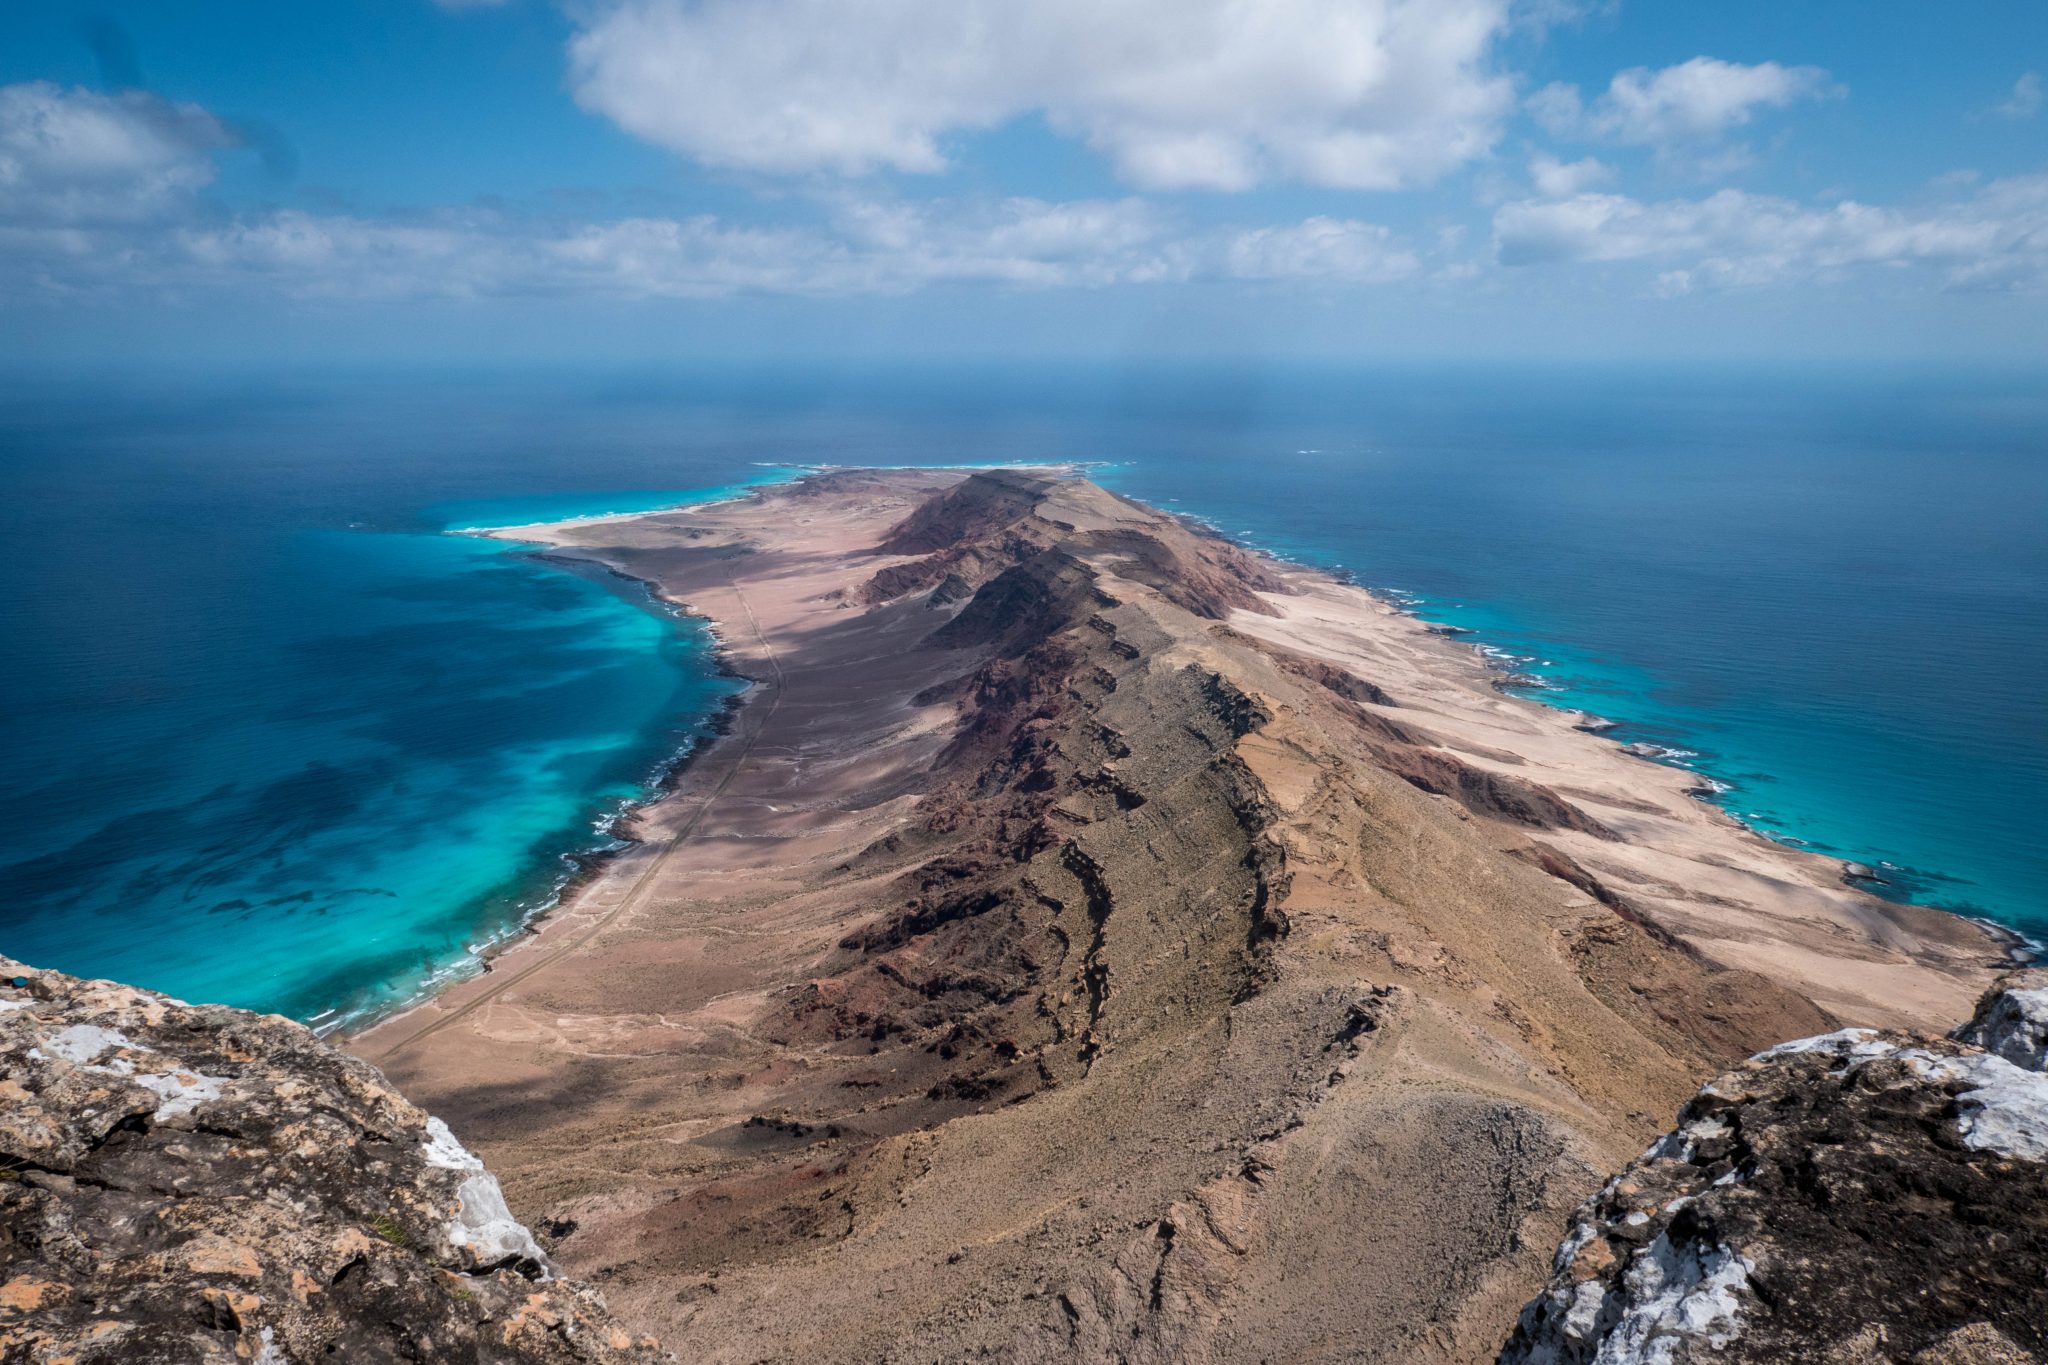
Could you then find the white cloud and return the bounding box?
[157,201,1189,300]
[0,82,232,224]
[565,0,1518,190]
[1531,57,1838,148]
[0,76,1438,302]
[1224,216,1419,283]
[8,183,1439,302]
[1999,72,2043,120]
[831,196,1178,286]
[1493,174,2048,291]
[1528,152,1613,198]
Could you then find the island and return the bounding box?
[345,467,2009,1361]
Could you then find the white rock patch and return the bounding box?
[1955,986,2048,1072]
[42,1023,140,1067]
[36,1022,229,1121]
[422,1117,555,1277]
[1647,1115,1731,1164]
[1760,1028,2048,1163]
[1902,1050,2048,1161]
[1757,1027,1894,1065]
[1597,1233,1753,1365]
[132,1069,227,1119]
[422,1115,477,1172]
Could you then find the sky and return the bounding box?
[2,0,2045,366]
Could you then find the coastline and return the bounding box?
[346,466,2010,1362]
[348,468,2020,1048]
[347,466,1100,1045]
[1146,497,2030,966]
[1366,585,2044,965]
[295,530,754,1038]
[335,501,775,1045]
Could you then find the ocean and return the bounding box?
[2,364,2042,1027]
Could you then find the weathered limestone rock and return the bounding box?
[0,958,669,1364]
[1500,974,2048,1364]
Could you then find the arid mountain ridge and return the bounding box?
[328,466,2007,1360]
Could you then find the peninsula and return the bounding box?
[352,468,2007,1362]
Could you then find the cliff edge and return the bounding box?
[0,958,668,1365]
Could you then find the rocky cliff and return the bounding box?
[1500,970,2048,1364]
[0,958,668,1365]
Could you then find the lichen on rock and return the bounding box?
[0,958,669,1364]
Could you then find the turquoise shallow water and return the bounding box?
[432,474,794,533]
[0,439,782,1027]
[0,365,2041,1028]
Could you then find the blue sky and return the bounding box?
[2,0,2044,364]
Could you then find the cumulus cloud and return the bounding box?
[0,78,1443,302]
[1999,72,2043,120]
[1224,216,1419,283]
[0,81,232,224]
[1530,57,1838,149]
[565,0,1518,190]
[5,179,1434,303]
[1527,153,1613,198]
[1492,174,2048,291]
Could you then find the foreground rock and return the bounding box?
[1501,971,2048,1364]
[0,959,667,1365]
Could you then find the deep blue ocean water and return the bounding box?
[1,365,2042,1028]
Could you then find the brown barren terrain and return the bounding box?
[353,468,2004,1363]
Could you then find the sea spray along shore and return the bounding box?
[1356,588,2046,965]
[353,467,2009,1362]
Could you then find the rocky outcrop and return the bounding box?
[1954,967,2048,1071]
[928,546,1109,655]
[1500,974,2048,1364]
[1378,744,1619,838]
[873,468,1050,556]
[0,959,667,1365]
